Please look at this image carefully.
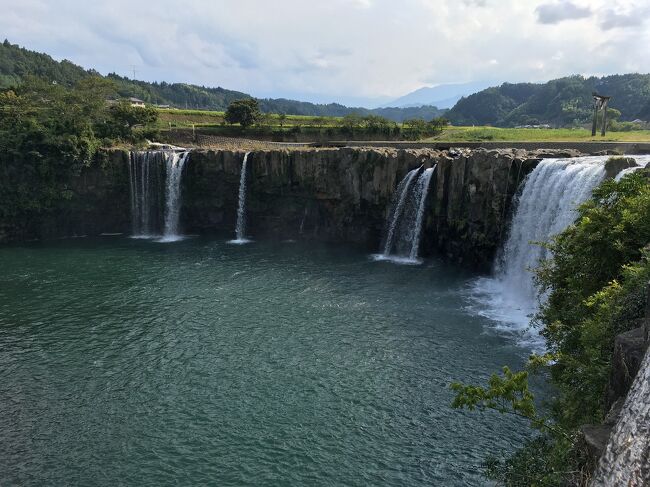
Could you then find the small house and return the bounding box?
[129,97,146,108]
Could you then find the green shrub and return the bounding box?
[452,171,650,485]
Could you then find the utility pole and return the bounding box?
[130,65,137,80]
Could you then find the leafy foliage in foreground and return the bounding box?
[452,170,650,485]
[536,172,650,428]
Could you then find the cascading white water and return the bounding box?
[229,152,251,244]
[499,157,606,302]
[128,151,162,238]
[592,347,650,486]
[409,166,435,260]
[382,167,420,257]
[613,156,650,181]
[470,156,609,345]
[374,165,434,264]
[128,150,189,241]
[615,165,643,181]
[161,151,190,242]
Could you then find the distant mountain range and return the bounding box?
[383,81,494,109]
[0,40,444,122]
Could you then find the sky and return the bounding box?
[1,0,649,107]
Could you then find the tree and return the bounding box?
[340,113,363,133]
[225,98,261,128]
[362,115,394,133]
[313,116,327,128]
[105,101,158,139]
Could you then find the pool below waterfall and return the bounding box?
[0,237,543,486]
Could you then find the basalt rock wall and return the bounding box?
[181,147,546,269]
[2,146,555,269]
[0,150,131,242]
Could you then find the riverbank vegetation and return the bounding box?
[452,169,650,485]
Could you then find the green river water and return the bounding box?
[0,237,539,486]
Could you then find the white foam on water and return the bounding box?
[156,235,187,243]
[227,238,253,245]
[370,254,423,266]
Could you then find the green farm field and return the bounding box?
[156,108,343,129]
[156,108,650,142]
[423,125,650,142]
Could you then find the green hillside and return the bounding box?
[447,74,650,127]
[0,40,443,122]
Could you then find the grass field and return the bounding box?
[423,126,650,142]
[156,108,343,129]
[156,108,650,142]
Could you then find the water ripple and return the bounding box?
[0,238,542,486]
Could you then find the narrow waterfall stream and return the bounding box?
[161,151,190,241]
[382,167,420,257]
[409,166,436,260]
[469,156,613,345]
[229,152,251,244]
[375,165,435,264]
[128,151,164,237]
[127,149,190,242]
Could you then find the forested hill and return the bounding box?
[0,40,444,121]
[446,74,650,127]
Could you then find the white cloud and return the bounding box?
[0,0,647,105]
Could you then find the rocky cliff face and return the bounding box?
[0,150,131,242]
[180,147,547,269]
[589,283,650,485]
[183,147,439,248]
[426,149,541,268]
[1,146,558,269]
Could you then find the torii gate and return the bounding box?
[592,92,611,137]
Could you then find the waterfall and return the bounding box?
[161,151,190,241]
[128,151,164,238]
[613,156,650,181]
[615,165,643,181]
[592,347,650,486]
[409,167,435,260]
[382,168,420,257]
[375,165,434,264]
[469,156,608,345]
[127,150,190,241]
[229,152,251,244]
[299,207,308,235]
